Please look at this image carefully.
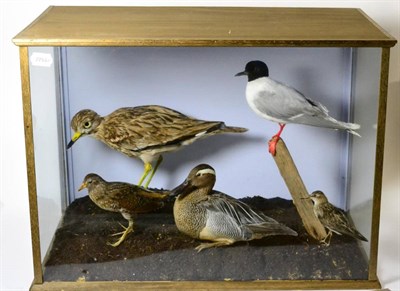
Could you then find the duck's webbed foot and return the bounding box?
[195,240,234,252]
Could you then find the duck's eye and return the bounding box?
[87,179,92,184]
[83,121,92,129]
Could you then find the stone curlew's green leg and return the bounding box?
[144,156,163,188]
[137,162,152,187]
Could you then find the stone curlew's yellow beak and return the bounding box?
[67,132,82,149]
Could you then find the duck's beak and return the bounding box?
[67,132,82,149]
[78,181,87,191]
[170,180,195,198]
[235,70,247,77]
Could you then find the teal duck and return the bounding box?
[171,164,298,252]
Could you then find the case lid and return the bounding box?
[13,6,397,47]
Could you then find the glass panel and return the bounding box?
[348,47,382,259]
[28,46,381,282]
[28,47,66,261]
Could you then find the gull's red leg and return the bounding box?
[268,123,286,155]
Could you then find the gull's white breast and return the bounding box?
[245,77,287,124]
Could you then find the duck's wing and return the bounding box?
[202,192,297,237]
[202,191,279,225]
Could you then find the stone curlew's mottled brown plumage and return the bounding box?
[68,105,247,187]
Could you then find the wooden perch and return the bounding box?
[272,138,327,241]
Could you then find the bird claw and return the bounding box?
[194,240,233,252]
[320,231,333,246]
[109,222,130,236]
[268,136,279,156]
[107,240,123,247]
[107,223,134,247]
[268,123,285,156]
[118,221,130,230]
[109,231,125,237]
[194,244,209,252]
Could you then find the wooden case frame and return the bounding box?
[13,6,397,290]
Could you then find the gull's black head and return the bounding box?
[235,60,269,82]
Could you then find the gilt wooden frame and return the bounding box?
[14,6,396,290]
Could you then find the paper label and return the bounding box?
[30,52,53,67]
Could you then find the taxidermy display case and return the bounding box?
[13,6,396,290]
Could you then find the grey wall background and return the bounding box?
[62,47,359,207]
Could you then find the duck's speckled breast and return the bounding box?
[173,196,207,239]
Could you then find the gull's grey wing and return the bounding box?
[253,79,328,122]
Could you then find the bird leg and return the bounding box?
[194,240,234,252]
[320,230,333,246]
[107,219,134,247]
[268,123,286,156]
[137,162,153,187]
[144,156,163,188]
[109,221,132,236]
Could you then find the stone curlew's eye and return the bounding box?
[83,121,92,129]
